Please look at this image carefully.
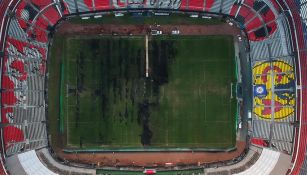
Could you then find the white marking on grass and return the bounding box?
[204,71,206,121]
[66,84,69,145]
[230,82,233,99]
[145,35,149,77]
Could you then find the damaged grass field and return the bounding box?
[48,35,237,150]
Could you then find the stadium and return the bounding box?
[0,0,306,174]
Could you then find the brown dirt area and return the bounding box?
[56,22,241,36]
[52,21,245,167]
[55,141,246,167]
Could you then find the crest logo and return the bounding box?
[253,61,295,120]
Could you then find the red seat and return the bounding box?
[31,0,53,10]
[1,107,13,124]
[27,27,48,43]
[94,0,112,10]
[229,4,239,16]
[3,126,24,150]
[245,17,262,32]
[188,0,204,11]
[34,16,50,30]
[83,0,94,11]
[205,0,215,11]
[41,6,61,25]
[6,37,47,58]
[243,0,254,7]
[1,76,15,90]
[179,0,188,10]
[251,138,268,147]
[10,60,27,81]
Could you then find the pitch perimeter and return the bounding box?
[48,35,236,150]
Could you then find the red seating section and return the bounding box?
[15,1,30,31]
[245,17,262,32]
[94,0,112,10]
[84,0,94,11]
[179,0,188,10]
[3,126,24,150]
[10,60,27,81]
[42,6,61,25]
[32,0,53,10]
[58,0,69,15]
[1,107,13,124]
[205,0,215,11]
[242,7,257,23]
[1,76,14,90]
[188,0,204,11]
[77,0,111,10]
[7,38,25,52]
[237,6,257,25]
[180,0,217,11]
[34,16,50,30]
[243,0,254,7]
[27,27,48,43]
[1,37,46,109]
[229,1,278,41]
[270,0,282,13]
[251,138,269,147]
[1,91,17,107]
[7,37,47,61]
[1,75,17,106]
[0,0,13,48]
[0,0,10,26]
[14,0,59,42]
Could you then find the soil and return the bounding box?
[54,141,246,167]
[55,22,241,37]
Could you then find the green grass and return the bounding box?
[96,168,204,175]
[64,36,145,148]
[48,35,236,150]
[48,36,66,148]
[148,36,236,148]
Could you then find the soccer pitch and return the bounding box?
[48,35,237,150]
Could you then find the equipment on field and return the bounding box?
[143,169,156,174]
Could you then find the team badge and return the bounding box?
[253,61,295,120]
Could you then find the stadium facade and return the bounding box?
[0,0,306,174]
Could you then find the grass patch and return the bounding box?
[96,168,204,175]
[48,35,236,150]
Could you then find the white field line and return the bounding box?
[145,35,149,77]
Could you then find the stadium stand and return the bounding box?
[285,0,307,174]
[204,145,291,175]
[235,148,280,175]
[62,0,77,14]
[0,0,306,174]
[5,148,96,175]
[16,150,57,175]
[248,0,295,154]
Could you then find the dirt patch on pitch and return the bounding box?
[54,141,246,167]
[55,22,241,36]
